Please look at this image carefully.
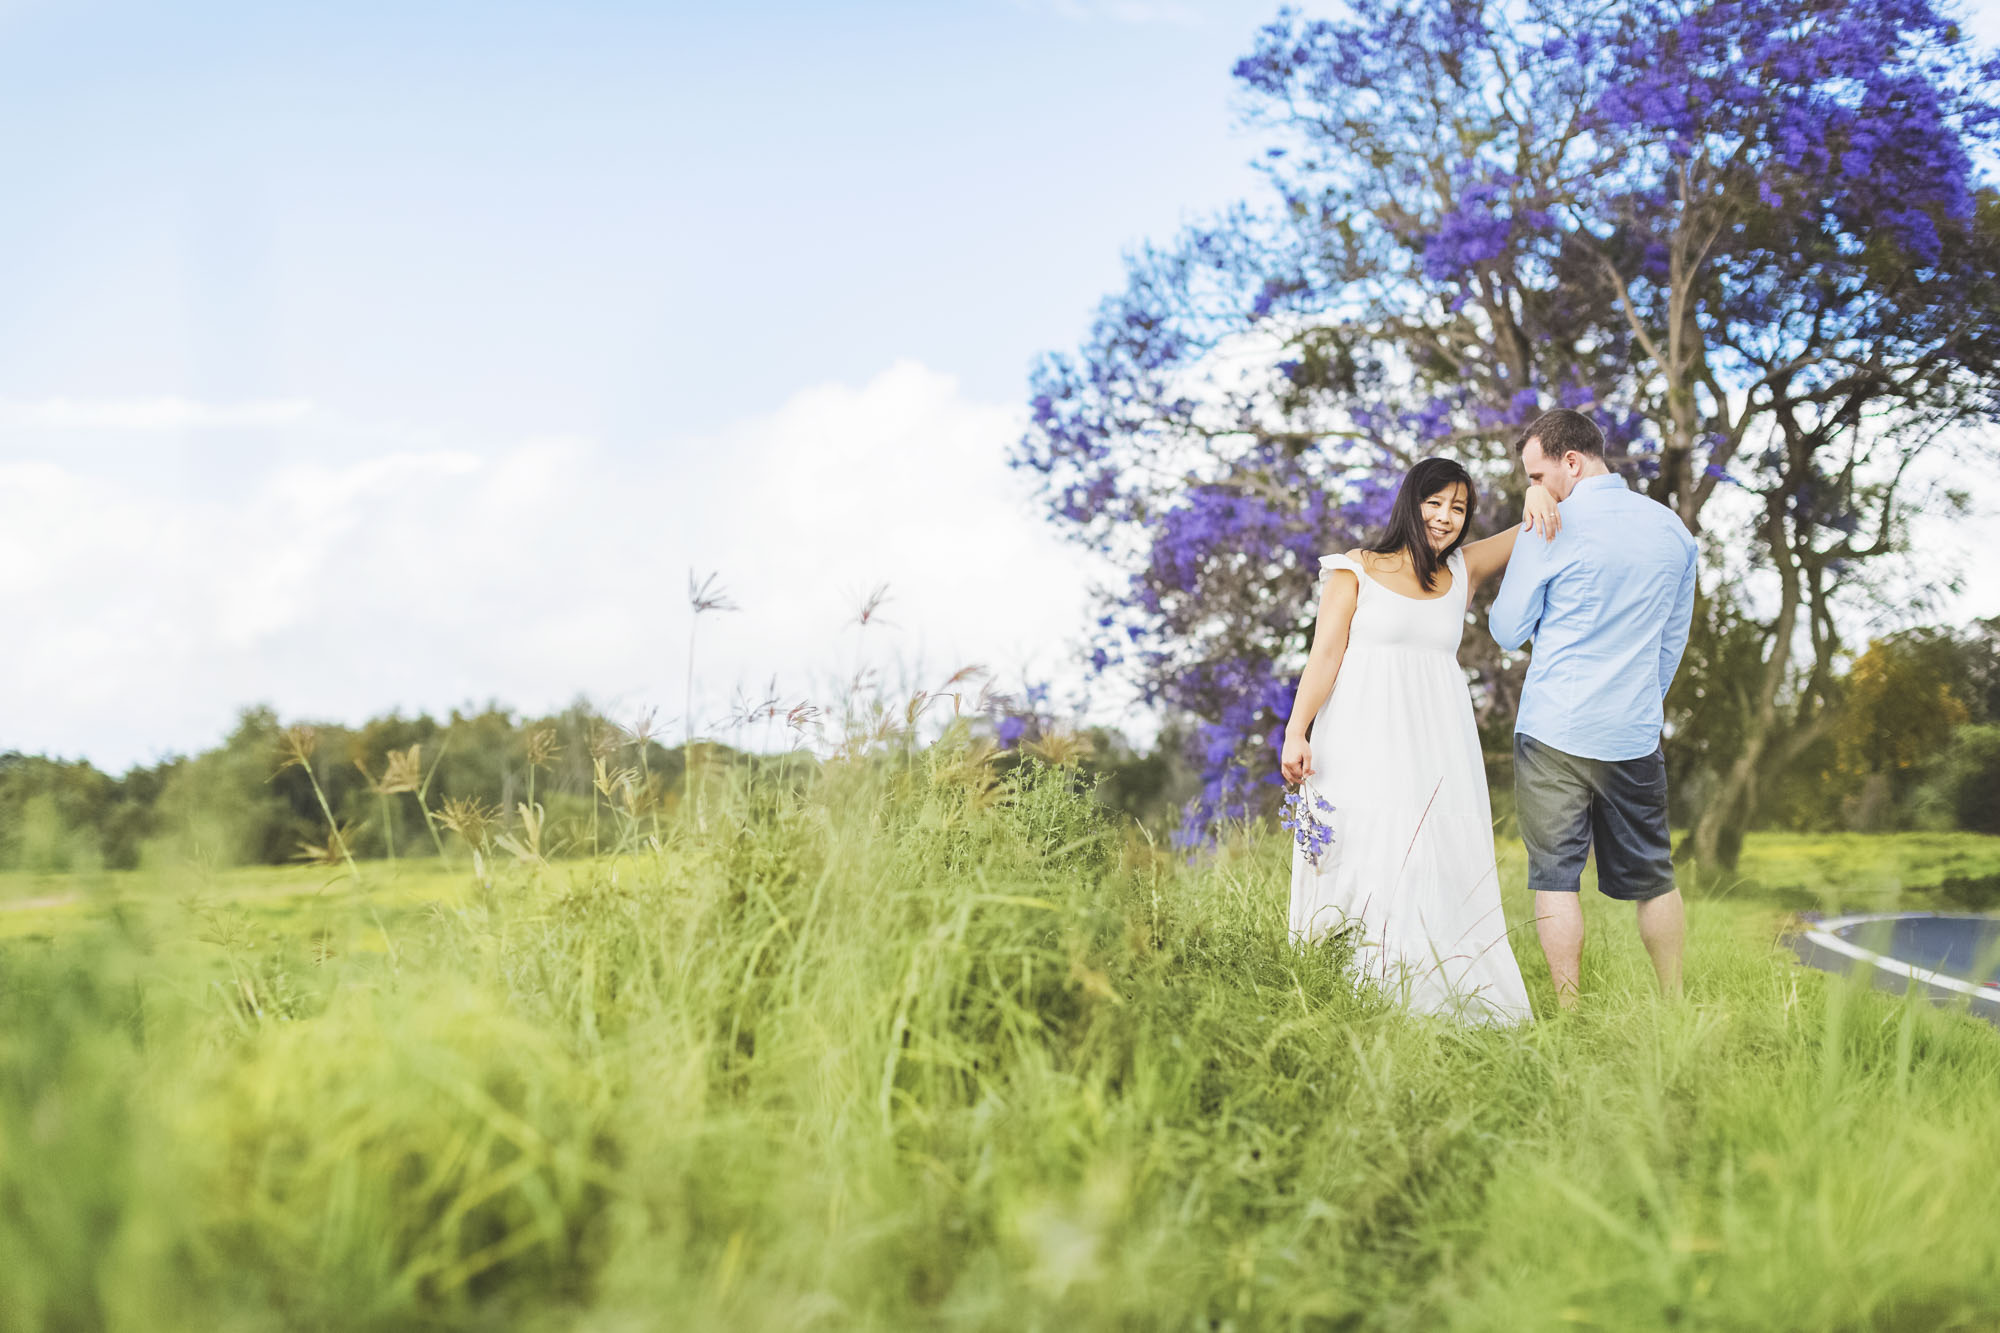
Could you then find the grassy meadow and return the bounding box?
[4,731,2000,1331]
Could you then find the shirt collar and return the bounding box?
[1571,473,1624,497]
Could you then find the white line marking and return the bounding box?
[1800,912,2000,1009]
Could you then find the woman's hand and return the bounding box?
[1522,483,1562,541]
[1280,731,1314,784]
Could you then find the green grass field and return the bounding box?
[4,744,1999,1331]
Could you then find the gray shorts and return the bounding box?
[1513,732,1676,902]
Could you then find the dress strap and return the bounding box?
[1315,552,1366,603]
[1447,548,1469,606]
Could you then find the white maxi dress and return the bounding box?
[1289,549,1534,1026]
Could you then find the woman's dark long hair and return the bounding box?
[1364,457,1477,592]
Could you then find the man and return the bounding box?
[1488,409,1699,1008]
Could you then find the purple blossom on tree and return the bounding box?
[1016,0,2000,862]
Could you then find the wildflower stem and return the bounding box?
[378,789,396,868]
[686,619,701,827]
[637,739,656,846]
[415,732,452,863]
[300,760,360,883]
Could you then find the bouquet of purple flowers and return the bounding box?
[1281,783,1336,867]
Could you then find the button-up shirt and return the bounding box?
[1487,472,1699,761]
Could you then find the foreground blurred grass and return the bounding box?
[4,732,1999,1331]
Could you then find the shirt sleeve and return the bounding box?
[1487,529,1553,651]
[1658,543,1697,701]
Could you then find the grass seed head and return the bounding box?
[355,745,423,795]
[852,581,894,629]
[621,708,660,748]
[294,820,366,867]
[941,664,989,690]
[725,685,783,733]
[592,757,639,799]
[974,681,1016,716]
[435,796,501,849]
[276,725,318,773]
[1026,729,1093,768]
[380,745,422,794]
[492,801,547,863]
[525,726,561,768]
[588,724,622,764]
[688,569,739,615]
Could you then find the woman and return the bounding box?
[1279,458,1559,1026]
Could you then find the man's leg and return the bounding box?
[1514,734,1594,1011]
[1591,747,1683,999]
[1534,890,1585,1009]
[1635,889,1684,999]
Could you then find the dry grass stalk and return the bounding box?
[434,796,501,850]
[525,726,561,769]
[274,725,359,881]
[587,723,622,764]
[354,744,424,868]
[413,732,453,861]
[686,569,741,827]
[852,582,894,629]
[725,683,783,741]
[929,730,1004,814]
[295,820,368,869]
[1025,730,1094,768]
[620,709,659,749]
[620,710,664,841]
[525,725,562,811]
[592,757,639,801]
[494,802,548,866]
[277,724,318,769]
[937,664,989,718]
[378,746,422,794]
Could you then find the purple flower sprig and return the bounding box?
[1280,783,1336,867]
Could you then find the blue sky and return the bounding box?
[0,0,1278,436]
[7,0,2000,770]
[1,0,1288,769]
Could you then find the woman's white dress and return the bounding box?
[1289,548,1534,1026]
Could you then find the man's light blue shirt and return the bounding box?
[1487,472,1699,762]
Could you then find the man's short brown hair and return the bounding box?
[1515,408,1606,460]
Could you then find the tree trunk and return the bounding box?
[1690,738,1761,873]
[1687,492,1802,874]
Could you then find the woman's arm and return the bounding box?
[1462,484,1560,591]
[1279,564,1360,783]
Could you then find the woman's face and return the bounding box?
[1419,481,1469,552]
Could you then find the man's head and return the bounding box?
[1515,409,1609,501]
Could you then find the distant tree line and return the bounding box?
[0,701,1204,875]
[1663,613,2000,852]
[4,616,1998,875]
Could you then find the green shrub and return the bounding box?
[1910,724,2000,834]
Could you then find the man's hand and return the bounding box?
[1522,484,1562,541]
[1280,732,1314,783]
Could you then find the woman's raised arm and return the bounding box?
[1462,485,1560,590]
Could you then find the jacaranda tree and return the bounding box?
[1014,0,2000,863]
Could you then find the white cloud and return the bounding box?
[2,363,1124,770]
[0,396,315,431]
